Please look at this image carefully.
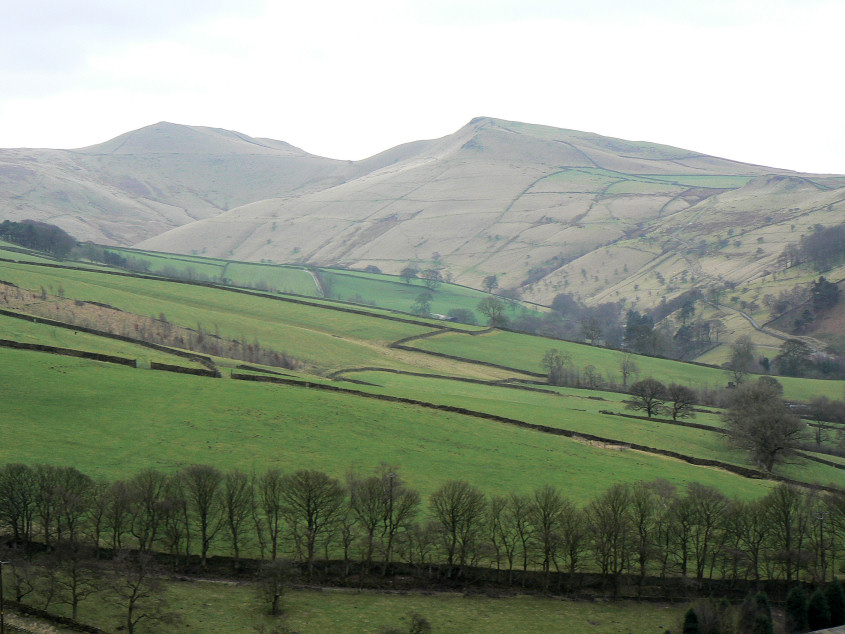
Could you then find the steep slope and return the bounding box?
[0,122,387,245]
[4,118,844,309]
[140,117,842,306]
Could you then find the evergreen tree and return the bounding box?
[682,607,700,634]
[808,589,831,631]
[785,586,809,634]
[824,579,845,626]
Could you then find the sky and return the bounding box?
[2,0,844,173]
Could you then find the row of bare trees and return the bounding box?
[2,463,844,588]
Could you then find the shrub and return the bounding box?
[785,586,808,634]
[808,589,831,631]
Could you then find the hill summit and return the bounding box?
[2,118,844,306]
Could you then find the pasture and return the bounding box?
[29,578,686,633]
[0,348,772,502]
[405,328,845,402]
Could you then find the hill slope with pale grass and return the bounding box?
[0,122,412,245]
[3,117,844,311]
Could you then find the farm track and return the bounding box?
[709,301,827,353]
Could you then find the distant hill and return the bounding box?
[0,122,401,245]
[3,117,844,308]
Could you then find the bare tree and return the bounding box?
[258,559,294,616]
[0,463,36,547]
[728,335,756,384]
[51,542,102,620]
[529,485,567,580]
[181,464,224,567]
[108,551,174,634]
[581,316,603,344]
[104,480,133,553]
[400,266,418,285]
[723,377,806,472]
[430,480,486,570]
[477,297,508,327]
[619,354,638,388]
[764,484,811,582]
[625,378,667,418]
[482,274,499,293]
[420,269,442,290]
[280,470,346,578]
[223,469,254,565]
[33,464,60,548]
[666,383,697,421]
[687,482,728,580]
[587,484,633,585]
[128,469,168,553]
[411,291,433,316]
[505,493,535,573]
[542,349,572,386]
[257,469,286,561]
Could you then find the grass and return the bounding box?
[0,312,206,368]
[407,329,845,402]
[322,268,496,322]
[0,348,771,502]
[104,246,323,296]
[104,246,505,323]
[41,579,687,633]
[0,261,440,372]
[338,370,844,487]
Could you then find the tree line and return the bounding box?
[2,463,844,595]
[0,220,76,258]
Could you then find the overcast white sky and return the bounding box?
[2,0,843,173]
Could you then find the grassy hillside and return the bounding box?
[0,251,840,501]
[405,328,845,402]
[100,245,503,323]
[0,348,772,501]
[39,580,685,633]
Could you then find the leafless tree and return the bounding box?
[625,378,667,418]
[420,269,442,290]
[223,469,254,565]
[723,377,806,472]
[108,550,175,634]
[542,349,572,386]
[258,559,294,616]
[280,470,346,578]
[477,297,508,327]
[506,493,535,573]
[666,383,697,421]
[728,334,756,384]
[180,464,224,567]
[128,469,168,553]
[529,485,567,580]
[255,469,285,562]
[0,463,36,546]
[687,483,728,579]
[51,542,102,620]
[430,480,487,569]
[619,353,638,387]
[587,484,633,586]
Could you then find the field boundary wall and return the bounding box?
[230,373,840,493]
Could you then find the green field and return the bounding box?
[103,246,505,323]
[322,267,497,322]
[0,260,443,372]
[31,580,687,634]
[2,245,844,632]
[335,370,843,487]
[0,312,206,368]
[0,348,773,502]
[406,329,845,402]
